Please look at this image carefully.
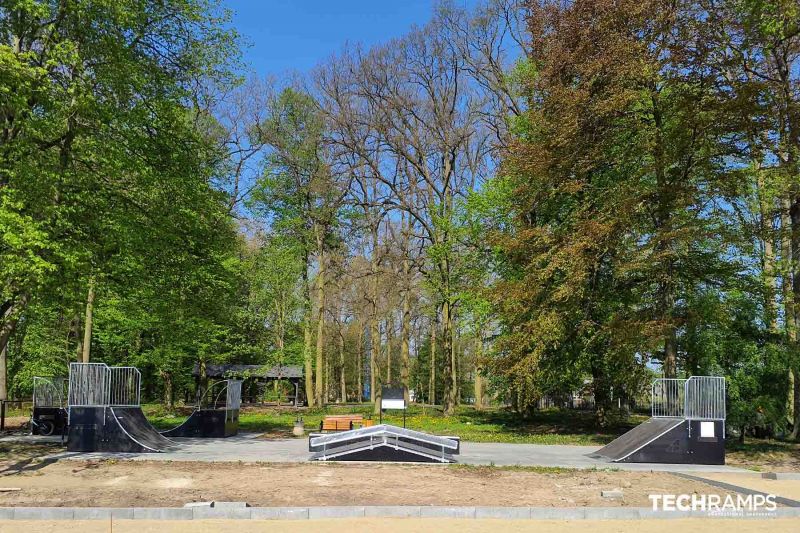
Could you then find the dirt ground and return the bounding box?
[727,447,800,473]
[699,473,800,502]
[0,460,739,508]
[0,519,797,533]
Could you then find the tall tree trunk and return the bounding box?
[401,266,411,404]
[372,319,382,415]
[789,194,800,439]
[430,317,436,405]
[357,327,363,403]
[442,298,457,415]
[161,370,174,408]
[275,301,285,405]
[370,315,379,405]
[339,325,346,403]
[386,316,392,383]
[0,343,7,401]
[369,218,380,403]
[315,227,326,406]
[652,91,678,379]
[400,214,411,403]
[0,294,28,366]
[302,259,315,408]
[474,334,484,410]
[81,276,96,363]
[757,166,779,332]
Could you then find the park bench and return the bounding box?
[319,414,375,432]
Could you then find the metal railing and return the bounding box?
[108,367,141,407]
[33,376,67,408]
[226,380,242,411]
[651,376,725,420]
[67,363,142,407]
[68,363,110,407]
[685,375,726,420]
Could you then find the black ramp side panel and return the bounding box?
[111,407,177,451]
[160,409,239,438]
[160,410,201,437]
[591,417,684,462]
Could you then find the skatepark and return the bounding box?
[29,364,735,471]
[0,363,797,531]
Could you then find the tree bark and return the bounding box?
[0,294,28,366]
[161,370,174,408]
[339,325,346,403]
[81,276,96,363]
[430,317,436,405]
[474,335,484,410]
[370,315,379,405]
[442,298,457,414]
[315,227,326,406]
[757,165,779,331]
[401,265,411,403]
[789,195,800,439]
[302,258,315,408]
[0,343,7,401]
[357,327,363,403]
[386,316,392,384]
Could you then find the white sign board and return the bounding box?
[381,398,406,410]
[700,421,715,438]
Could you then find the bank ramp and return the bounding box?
[590,417,684,462]
[590,376,727,465]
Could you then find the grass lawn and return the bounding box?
[144,403,646,445]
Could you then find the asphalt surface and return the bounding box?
[19,433,745,472]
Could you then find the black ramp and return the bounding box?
[111,406,178,452]
[160,409,239,438]
[591,417,684,462]
[309,424,460,463]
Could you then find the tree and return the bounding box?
[494,0,733,422]
[250,87,347,407]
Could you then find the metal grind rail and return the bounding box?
[309,424,460,451]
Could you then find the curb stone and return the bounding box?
[762,473,800,481]
[0,506,798,520]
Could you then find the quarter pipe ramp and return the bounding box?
[67,406,178,453]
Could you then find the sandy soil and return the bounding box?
[0,460,738,508]
[727,449,800,473]
[0,518,796,533]
[0,417,29,431]
[699,473,800,502]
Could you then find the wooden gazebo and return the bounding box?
[192,363,305,406]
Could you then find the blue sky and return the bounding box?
[224,0,477,76]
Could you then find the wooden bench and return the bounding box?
[319,415,375,432]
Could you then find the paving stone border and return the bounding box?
[672,472,800,508]
[0,506,798,520]
[762,472,800,481]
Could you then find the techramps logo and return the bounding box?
[649,493,778,517]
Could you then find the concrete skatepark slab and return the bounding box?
[30,432,745,472]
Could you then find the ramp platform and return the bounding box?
[309,424,460,463]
